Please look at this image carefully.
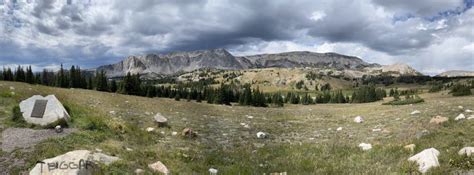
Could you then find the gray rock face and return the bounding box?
[97,48,243,77]
[19,95,70,126]
[436,70,474,77]
[95,49,379,77]
[238,51,372,69]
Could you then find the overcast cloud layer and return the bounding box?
[0,0,472,75]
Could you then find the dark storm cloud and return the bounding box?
[372,0,464,16]
[307,0,440,55]
[31,0,55,18]
[0,0,472,73]
[112,0,315,52]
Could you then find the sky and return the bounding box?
[0,0,473,75]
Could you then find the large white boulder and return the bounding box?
[354,116,364,123]
[358,143,372,151]
[257,132,268,139]
[455,113,466,121]
[209,168,218,175]
[468,115,474,120]
[154,113,168,127]
[429,116,448,124]
[20,95,70,126]
[148,161,169,174]
[408,148,440,173]
[411,110,421,115]
[458,147,474,156]
[29,150,120,175]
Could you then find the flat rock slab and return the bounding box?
[1,128,77,152]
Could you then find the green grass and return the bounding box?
[0,81,473,174]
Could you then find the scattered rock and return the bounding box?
[270,172,288,175]
[209,168,218,175]
[19,95,70,126]
[410,110,421,115]
[458,147,474,156]
[109,111,116,115]
[29,150,120,174]
[154,113,168,127]
[455,113,466,121]
[55,125,63,133]
[240,123,250,128]
[458,106,464,109]
[372,128,382,132]
[9,86,15,90]
[408,148,440,173]
[171,131,178,136]
[135,168,145,174]
[10,91,15,95]
[416,130,430,139]
[257,132,268,139]
[95,148,103,152]
[336,127,343,131]
[247,115,254,119]
[358,143,372,151]
[465,109,473,113]
[429,115,448,124]
[182,128,197,138]
[146,127,155,132]
[404,144,416,152]
[468,115,474,120]
[125,147,133,151]
[354,116,364,123]
[253,143,265,148]
[148,161,169,174]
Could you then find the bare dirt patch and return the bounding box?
[1,128,77,152]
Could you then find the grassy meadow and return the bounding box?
[0,81,473,174]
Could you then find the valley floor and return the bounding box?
[0,81,473,174]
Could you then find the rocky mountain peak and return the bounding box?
[95,48,420,78]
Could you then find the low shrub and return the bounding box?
[383,97,424,105]
[0,92,13,98]
[11,105,24,123]
[450,84,472,96]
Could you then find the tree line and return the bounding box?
[1,65,392,107]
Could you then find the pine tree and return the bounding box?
[110,80,118,92]
[4,68,14,81]
[41,69,53,86]
[301,93,311,105]
[239,84,253,106]
[69,65,76,87]
[95,70,108,92]
[174,92,181,101]
[57,64,68,88]
[87,76,94,89]
[290,93,300,104]
[252,87,267,107]
[14,65,26,82]
[196,92,202,103]
[272,93,284,107]
[25,65,34,84]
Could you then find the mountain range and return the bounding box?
[94,48,422,78]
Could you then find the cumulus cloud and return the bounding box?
[0,0,472,74]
